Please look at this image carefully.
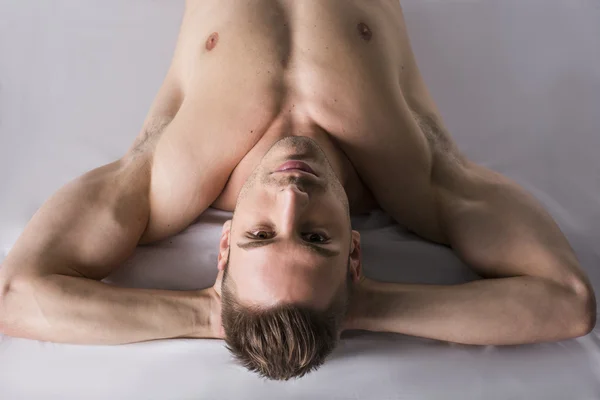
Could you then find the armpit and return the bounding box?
[129,117,173,156]
[411,112,466,178]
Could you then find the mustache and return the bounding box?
[266,174,326,193]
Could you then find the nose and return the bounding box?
[278,185,309,235]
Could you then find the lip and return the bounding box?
[275,160,317,176]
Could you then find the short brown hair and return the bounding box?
[221,261,349,380]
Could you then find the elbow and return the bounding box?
[0,276,10,334]
[567,278,596,338]
[0,274,32,336]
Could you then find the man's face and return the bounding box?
[221,136,359,310]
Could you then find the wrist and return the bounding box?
[345,277,381,331]
[187,289,215,339]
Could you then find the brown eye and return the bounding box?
[303,233,330,244]
[250,230,274,240]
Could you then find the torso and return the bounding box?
[140,0,448,244]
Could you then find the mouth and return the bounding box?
[274,160,317,176]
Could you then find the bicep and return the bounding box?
[436,162,587,287]
[1,158,152,281]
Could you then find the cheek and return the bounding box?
[332,182,350,211]
[237,192,271,217]
[236,180,270,212]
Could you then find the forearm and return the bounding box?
[351,277,590,345]
[0,274,214,345]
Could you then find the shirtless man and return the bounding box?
[0,0,595,381]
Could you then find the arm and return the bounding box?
[0,156,221,344]
[348,161,595,345]
[0,275,220,345]
[0,11,230,343]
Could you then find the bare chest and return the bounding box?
[166,0,438,230]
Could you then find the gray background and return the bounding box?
[1,1,599,399]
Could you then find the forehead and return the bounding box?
[228,240,346,307]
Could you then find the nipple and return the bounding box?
[357,22,372,41]
[205,32,219,51]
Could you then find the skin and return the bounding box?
[0,0,595,346]
[224,136,359,310]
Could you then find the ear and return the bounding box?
[217,219,232,271]
[348,230,362,283]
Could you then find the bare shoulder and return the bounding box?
[335,107,443,243]
[344,106,499,247]
[134,116,234,243]
[427,122,576,272]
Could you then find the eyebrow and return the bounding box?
[236,238,340,258]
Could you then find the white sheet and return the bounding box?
[1,1,599,399]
